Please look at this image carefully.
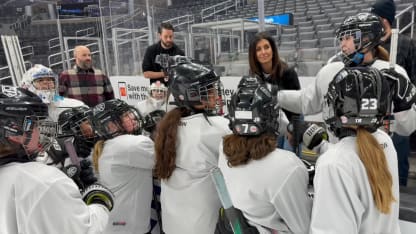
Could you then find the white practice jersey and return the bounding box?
[49,97,86,122]
[218,143,312,234]
[0,161,109,234]
[310,130,400,234]
[161,113,231,234]
[278,60,416,136]
[135,95,175,116]
[98,134,155,234]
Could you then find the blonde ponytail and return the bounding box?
[356,127,395,213]
[92,140,105,173]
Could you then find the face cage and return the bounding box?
[199,80,225,116]
[336,29,365,64]
[31,77,59,104]
[150,87,168,100]
[70,117,97,143]
[119,108,142,135]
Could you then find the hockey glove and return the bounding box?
[79,159,98,187]
[74,137,93,158]
[381,68,416,112]
[82,183,114,211]
[302,123,328,150]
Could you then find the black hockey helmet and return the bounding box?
[0,85,50,156]
[91,99,142,139]
[323,67,391,136]
[168,59,223,115]
[142,109,166,133]
[58,105,97,143]
[336,12,384,67]
[228,76,279,136]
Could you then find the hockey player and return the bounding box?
[20,64,86,122]
[277,12,416,137]
[91,99,155,234]
[219,78,311,233]
[0,85,114,234]
[310,67,400,233]
[136,80,173,116]
[154,60,230,234]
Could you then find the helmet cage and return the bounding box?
[336,13,384,67]
[59,107,97,143]
[92,100,142,139]
[21,64,58,104]
[149,82,168,100]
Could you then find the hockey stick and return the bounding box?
[211,167,258,234]
[64,137,85,190]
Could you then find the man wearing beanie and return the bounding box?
[371,0,416,186]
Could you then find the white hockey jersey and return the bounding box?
[278,60,416,136]
[310,130,400,234]
[48,97,86,122]
[0,161,109,234]
[218,143,312,234]
[97,134,155,234]
[161,114,231,234]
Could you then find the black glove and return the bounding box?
[74,137,93,158]
[82,183,114,211]
[63,164,84,190]
[46,138,68,165]
[381,68,416,112]
[79,159,97,187]
[64,159,97,189]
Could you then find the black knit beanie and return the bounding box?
[370,0,396,26]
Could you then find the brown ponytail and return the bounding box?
[375,45,389,62]
[223,133,276,167]
[154,107,191,179]
[356,127,396,213]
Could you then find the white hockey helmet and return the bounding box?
[149,81,168,100]
[21,64,57,104]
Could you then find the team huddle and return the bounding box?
[1,5,416,234]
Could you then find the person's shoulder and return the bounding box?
[319,61,344,73]
[372,60,408,77]
[57,97,85,107]
[17,161,69,185]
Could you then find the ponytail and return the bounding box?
[375,45,389,62]
[154,107,191,179]
[92,140,105,173]
[356,127,396,213]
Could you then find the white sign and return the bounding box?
[109,75,322,122]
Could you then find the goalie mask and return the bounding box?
[58,106,97,143]
[0,85,55,158]
[92,99,143,139]
[323,67,391,137]
[336,12,384,67]
[228,76,280,136]
[20,64,58,104]
[169,60,223,115]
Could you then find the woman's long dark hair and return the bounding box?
[154,107,192,179]
[222,133,276,167]
[248,32,288,81]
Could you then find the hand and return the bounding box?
[74,138,92,158]
[47,138,68,165]
[381,68,416,112]
[79,159,97,187]
[82,183,114,211]
[302,123,328,150]
[287,122,328,150]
